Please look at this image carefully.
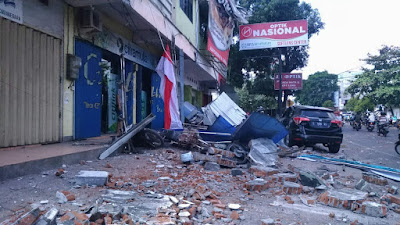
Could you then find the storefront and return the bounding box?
[0,0,64,147]
[71,26,163,139]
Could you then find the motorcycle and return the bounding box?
[367,121,375,132]
[377,123,389,137]
[353,121,361,131]
[395,133,400,155]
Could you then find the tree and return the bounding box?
[354,97,375,113]
[228,0,325,95]
[322,100,334,108]
[347,46,400,113]
[295,71,338,106]
[236,84,276,112]
[345,97,358,111]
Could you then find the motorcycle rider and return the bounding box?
[368,113,376,123]
[353,112,362,129]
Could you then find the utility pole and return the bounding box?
[179,49,185,123]
[278,48,283,116]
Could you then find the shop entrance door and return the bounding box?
[75,40,103,139]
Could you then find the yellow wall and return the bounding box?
[175,0,197,46]
[62,5,75,139]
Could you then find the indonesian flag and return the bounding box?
[155,45,183,129]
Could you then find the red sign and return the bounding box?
[239,20,308,50]
[274,73,303,90]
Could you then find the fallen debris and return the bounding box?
[75,170,109,186]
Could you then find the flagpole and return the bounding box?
[179,48,185,123]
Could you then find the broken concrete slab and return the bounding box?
[299,170,325,188]
[244,178,268,192]
[204,162,220,171]
[248,138,278,166]
[352,201,387,218]
[101,190,137,203]
[318,188,368,210]
[249,165,279,178]
[355,179,372,192]
[231,169,243,176]
[75,170,109,186]
[283,181,303,195]
[36,208,58,225]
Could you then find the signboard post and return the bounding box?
[239,20,308,115]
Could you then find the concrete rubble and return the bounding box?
[2,145,400,224]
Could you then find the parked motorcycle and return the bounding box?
[377,123,389,137]
[353,121,361,131]
[395,133,400,155]
[367,121,375,132]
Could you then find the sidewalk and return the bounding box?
[0,135,114,181]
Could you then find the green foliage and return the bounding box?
[236,85,276,112]
[345,97,358,111]
[295,71,338,106]
[322,100,334,108]
[354,97,375,113]
[346,46,400,108]
[227,0,324,89]
[345,97,375,113]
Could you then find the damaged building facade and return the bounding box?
[0,0,225,147]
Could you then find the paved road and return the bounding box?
[339,122,400,169]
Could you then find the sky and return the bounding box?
[298,0,400,79]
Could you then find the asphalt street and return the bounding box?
[338,122,400,169]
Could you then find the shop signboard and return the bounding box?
[274,73,302,90]
[107,73,118,132]
[240,20,308,50]
[0,0,23,23]
[94,29,156,70]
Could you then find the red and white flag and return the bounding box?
[155,45,183,129]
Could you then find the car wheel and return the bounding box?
[328,144,340,153]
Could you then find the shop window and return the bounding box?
[180,0,193,22]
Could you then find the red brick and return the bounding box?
[214,204,226,209]
[19,214,37,225]
[67,194,76,201]
[216,155,237,168]
[389,195,400,205]
[287,200,294,204]
[61,190,71,196]
[71,211,88,221]
[362,173,388,186]
[214,213,226,219]
[188,206,196,218]
[231,211,240,220]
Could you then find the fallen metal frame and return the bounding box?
[99,114,156,159]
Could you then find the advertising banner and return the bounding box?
[240,20,308,50]
[207,0,235,66]
[274,73,302,90]
[0,0,23,23]
[107,73,118,132]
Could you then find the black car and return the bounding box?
[281,105,343,153]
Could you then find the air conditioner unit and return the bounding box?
[79,8,102,32]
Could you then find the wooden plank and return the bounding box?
[46,36,53,142]
[53,39,61,141]
[9,22,18,146]
[39,34,47,143]
[24,28,33,144]
[17,25,25,145]
[32,31,40,143]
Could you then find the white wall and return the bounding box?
[24,0,64,38]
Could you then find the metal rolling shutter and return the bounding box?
[0,17,61,147]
